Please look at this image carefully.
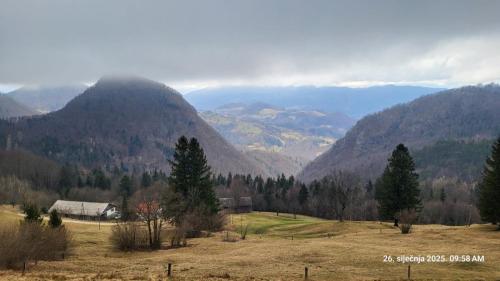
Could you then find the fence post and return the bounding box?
[304,266,308,279]
[407,265,411,280]
[22,261,26,275]
[167,263,172,277]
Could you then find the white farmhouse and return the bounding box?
[48,200,120,220]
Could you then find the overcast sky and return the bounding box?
[1,0,500,92]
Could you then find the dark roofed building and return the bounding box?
[218,196,252,213]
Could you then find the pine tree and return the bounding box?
[49,209,62,228]
[375,144,421,226]
[93,168,111,189]
[120,175,133,197]
[168,136,190,197]
[23,202,43,224]
[77,175,84,188]
[121,196,130,221]
[58,164,75,196]
[365,180,374,195]
[186,137,218,213]
[298,184,309,207]
[440,188,446,203]
[226,172,233,188]
[141,172,152,188]
[119,175,133,221]
[264,178,275,210]
[478,137,500,229]
[167,136,219,217]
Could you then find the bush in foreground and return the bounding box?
[0,222,72,269]
[399,209,417,234]
[110,222,150,251]
[48,209,62,228]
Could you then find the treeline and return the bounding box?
[0,149,170,208]
[212,144,484,226]
[1,138,499,229]
[213,171,378,221]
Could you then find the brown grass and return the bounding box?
[0,205,499,280]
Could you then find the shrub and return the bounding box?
[22,202,43,224]
[166,226,187,248]
[221,231,238,243]
[240,224,250,240]
[110,222,150,251]
[399,209,417,234]
[49,209,62,228]
[182,209,226,237]
[0,222,72,269]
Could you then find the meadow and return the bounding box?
[0,205,499,280]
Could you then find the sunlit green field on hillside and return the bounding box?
[0,205,499,280]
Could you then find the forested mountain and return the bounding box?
[412,139,493,182]
[200,103,355,175]
[185,85,443,118]
[0,76,267,177]
[0,95,37,118]
[299,85,500,183]
[7,85,87,113]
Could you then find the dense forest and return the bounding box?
[0,146,481,226]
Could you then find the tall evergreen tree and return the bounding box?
[263,178,275,210]
[298,183,309,207]
[168,136,190,196]
[167,136,219,217]
[186,138,218,213]
[375,144,421,226]
[440,188,446,203]
[478,137,500,229]
[226,172,233,188]
[365,180,374,195]
[119,175,133,221]
[141,172,152,188]
[93,168,111,189]
[58,164,75,196]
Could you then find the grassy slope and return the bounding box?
[0,206,499,280]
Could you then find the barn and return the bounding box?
[48,200,120,220]
[218,196,253,213]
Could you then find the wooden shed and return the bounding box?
[218,196,253,213]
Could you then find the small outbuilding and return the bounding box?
[218,196,253,213]
[48,200,120,220]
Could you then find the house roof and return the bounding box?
[239,197,252,207]
[49,200,115,217]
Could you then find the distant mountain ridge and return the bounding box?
[0,95,37,119]
[0,76,267,177]
[185,85,443,118]
[7,84,87,113]
[299,84,500,183]
[200,103,356,176]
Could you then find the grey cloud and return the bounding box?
[1,0,500,86]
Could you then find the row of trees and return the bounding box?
[2,136,499,240]
[212,139,500,230]
[478,137,500,229]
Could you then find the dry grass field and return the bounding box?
[0,205,499,280]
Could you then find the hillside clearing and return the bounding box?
[0,206,498,280]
